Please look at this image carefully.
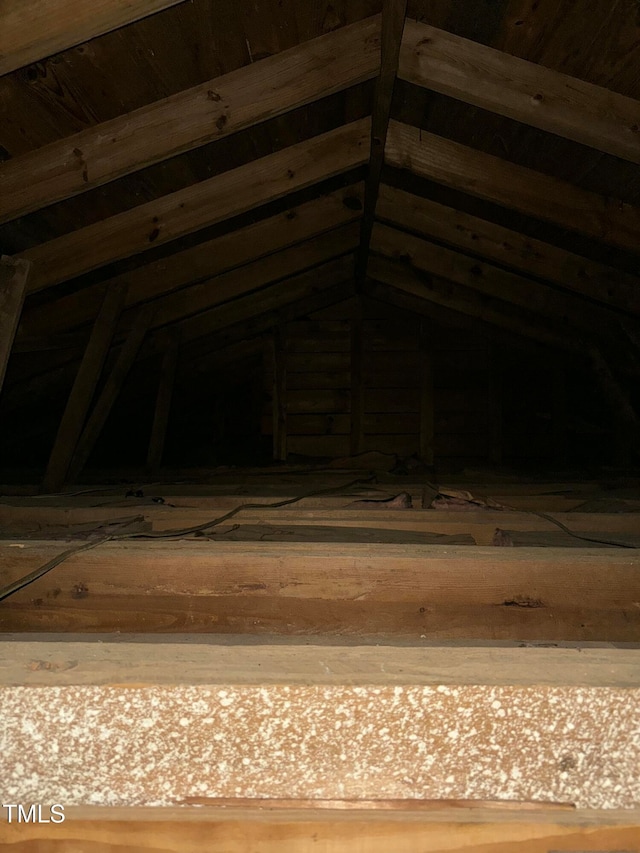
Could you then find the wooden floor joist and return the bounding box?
[1,540,639,640]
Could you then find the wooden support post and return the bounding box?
[419,319,434,466]
[552,367,568,466]
[272,326,287,462]
[356,0,407,281]
[489,341,502,468]
[41,283,127,494]
[350,302,364,456]
[147,328,180,473]
[0,256,30,400]
[67,304,154,482]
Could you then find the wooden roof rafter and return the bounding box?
[0,0,186,77]
[399,19,640,166]
[20,119,370,293]
[376,185,640,317]
[0,16,380,225]
[384,120,640,255]
[18,183,365,339]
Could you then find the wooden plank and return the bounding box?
[384,120,640,254]
[376,185,640,316]
[67,305,154,482]
[0,256,30,398]
[4,541,637,638]
[0,0,185,76]
[1,806,639,853]
[488,342,502,467]
[20,185,364,334]
[147,329,180,474]
[272,327,287,462]
[0,19,379,224]
[288,434,351,457]
[23,119,371,292]
[400,19,640,165]
[356,0,407,279]
[41,284,127,494]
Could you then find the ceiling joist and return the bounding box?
[385,120,640,254]
[376,185,640,316]
[0,0,185,77]
[0,16,379,225]
[22,119,370,293]
[399,20,640,166]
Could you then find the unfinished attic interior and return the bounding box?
[1,0,640,848]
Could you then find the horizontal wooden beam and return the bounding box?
[370,222,631,351]
[1,805,639,852]
[1,540,638,640]
[368,255,584,354]
[23,119,371,292]
[20,185,364,336]
[0,638,638,821]
[384,120,640,254]
[0,0,184,76]
[376,184,640,316]
[399,19,640,165]
[0,18,379,225]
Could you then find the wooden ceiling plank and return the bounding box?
[19,184,364,337]
[377,185,640,316]
[356,0,407,280]
[384,120,640,254]
[0,17,379,225]
[0,0,186,77]
[368,254,583,355]
[40,282,127,494]
[23,119,371,293]
[66,304,154,483]
[370,222,631,351]
[0,257,30,399]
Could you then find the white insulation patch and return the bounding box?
[1,684,639,808]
